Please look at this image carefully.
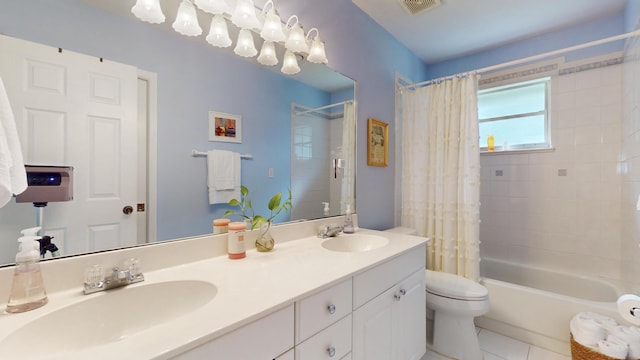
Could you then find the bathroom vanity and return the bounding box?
[0,217,427,360]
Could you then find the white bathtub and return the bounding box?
[476,257,623,356]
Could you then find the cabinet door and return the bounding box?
[352,286,394,360]
[275,349,295,360]
[392,269,426,360]
[353,269,426,360]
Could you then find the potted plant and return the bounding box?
[224,185,292,251]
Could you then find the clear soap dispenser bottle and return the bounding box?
[343,204,355,234]
[6,235,48,313]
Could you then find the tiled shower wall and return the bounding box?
[622,33,640,293]
[480,58,625,284]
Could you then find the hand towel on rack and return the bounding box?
[207,150,241,204]
[0,77,27,208]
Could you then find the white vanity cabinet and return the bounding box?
[171,304,294,360]
[172,243,426,360]
[352,248,426,360]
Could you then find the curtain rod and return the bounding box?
[293,100,353,116]
[402,30,640,91]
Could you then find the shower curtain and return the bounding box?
[340,101,356,212]
[400,74,481,281]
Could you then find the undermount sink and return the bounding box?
[322,234,389,252]
[0,280,217,358]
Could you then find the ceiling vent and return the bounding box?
[399,0,441,16]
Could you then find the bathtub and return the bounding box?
[475,257,623,356]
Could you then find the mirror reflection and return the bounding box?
[0,0,355,266]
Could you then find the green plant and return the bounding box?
[223,185,293,230]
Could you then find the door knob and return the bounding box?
[123,205,134,215]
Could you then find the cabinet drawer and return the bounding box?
[296,278,352,343]
[295,314,352,360]
[172,304,294,360]
[353,245,425,309]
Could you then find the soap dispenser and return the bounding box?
[343,204,355,234]
[322,202,330,216]
[6,235,48,313]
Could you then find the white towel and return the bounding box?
[0,77,27,208]
[570,312,606,347]
[207,150,240,204]
[610,326,640,359]
[598,337,629,359]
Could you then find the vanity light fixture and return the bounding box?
[131,0,165,24]
[206,14,232,47]
[234,29,258,57]
[281,49,301,75]
[130,0,328,74]
[172,0,202,37]
[306,28,328,64]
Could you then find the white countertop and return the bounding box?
[0,221,427,360]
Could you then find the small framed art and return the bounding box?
[209,111,241,143]
[367,118,388,167]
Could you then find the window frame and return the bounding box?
[478,77,551,152]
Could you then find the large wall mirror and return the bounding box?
[0,0,356,266]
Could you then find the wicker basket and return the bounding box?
[570,334,617,360]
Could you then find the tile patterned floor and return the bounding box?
[421,328,570,360]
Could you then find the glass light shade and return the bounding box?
[307,38,328,64]
[172,0,202,37]
[281,50,300,75]
[194,0,230,14]
[234,29,258,57]
[285,23,309,53]
[230,0,260,29]
[206,14,232,48]
[260,9,286,42]
[131,0,165,24]
[257,41,278,66]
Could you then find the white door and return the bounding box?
[352,287,394,360]
[0,34,138,256]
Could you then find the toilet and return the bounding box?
[385,227,490,360]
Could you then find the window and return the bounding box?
[293,125,313,159]
[478,77,550,151]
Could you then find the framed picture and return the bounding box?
[208,111,242,143]
[367,118,388,167]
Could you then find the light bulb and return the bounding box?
[206,14,232,47]
[260,9,286,42]
[230,0,260,29]
[194,0,230,14]
[172,0,202,37]
[234,29,258,57]
[257,41,278,66]
[281,50,300,75]
[285,22,309,53]
[307,38,328,64]
[131,0,165,24]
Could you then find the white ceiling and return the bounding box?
[352,0,627,64]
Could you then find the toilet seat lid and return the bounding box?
[425,270,488,300]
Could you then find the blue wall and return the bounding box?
[0,0,429,237]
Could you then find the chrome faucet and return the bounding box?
[318,224,343,238]
[83,258,144,295]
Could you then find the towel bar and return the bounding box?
[191,150,252,159]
